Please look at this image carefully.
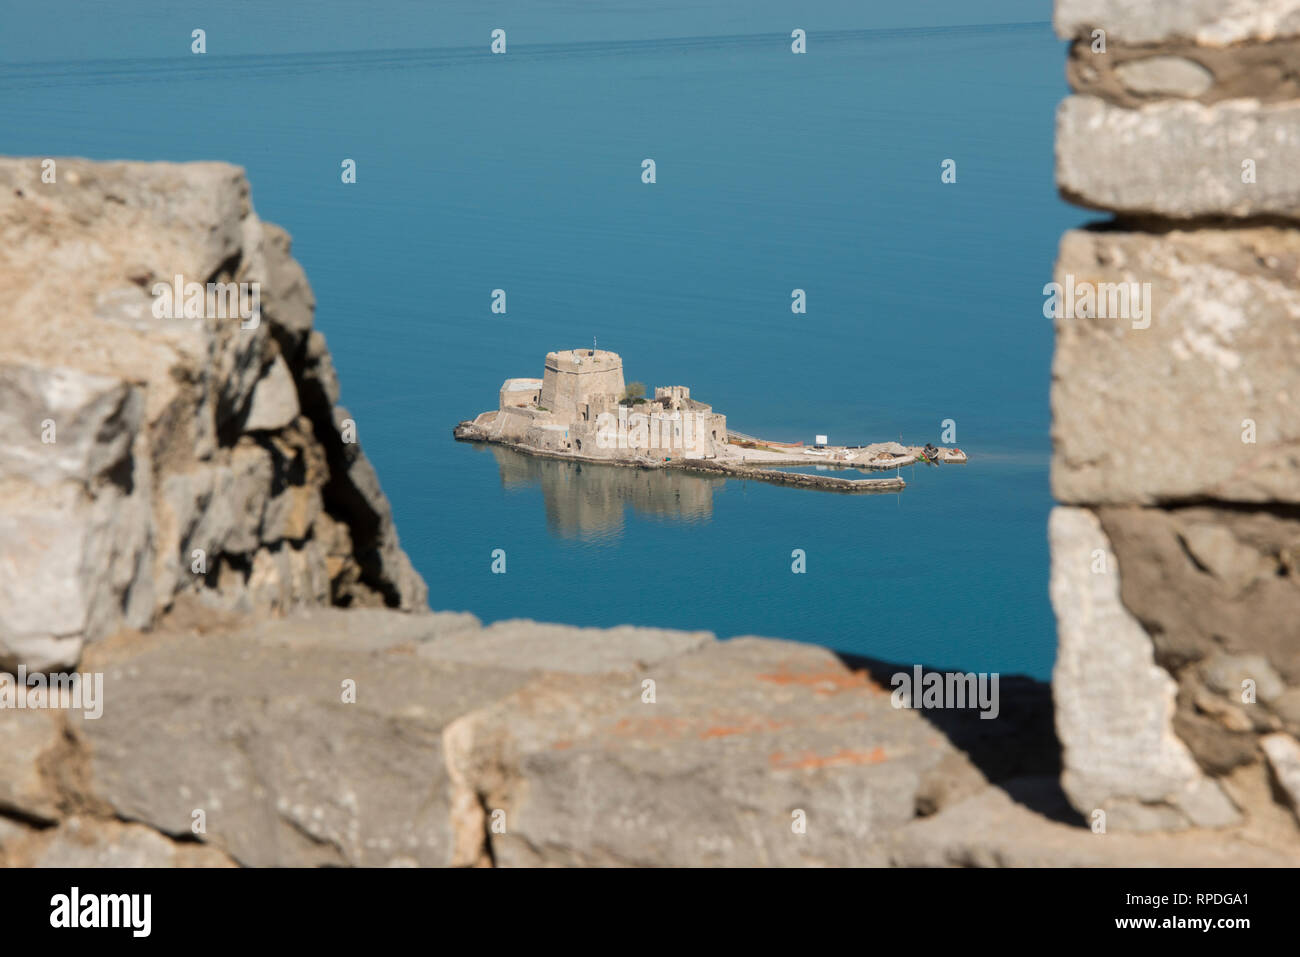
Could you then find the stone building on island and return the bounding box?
[467,349,728,461]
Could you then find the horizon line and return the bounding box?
[1,20,1053,78]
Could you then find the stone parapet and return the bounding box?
[1048,2,1300,837]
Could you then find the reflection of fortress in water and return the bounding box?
[489,445,723,540]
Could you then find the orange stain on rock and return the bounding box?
[700,725,747,739]
[609,716,690,739]
[699,717,789,739]
[769,746,888,770]
[756,666,885,696]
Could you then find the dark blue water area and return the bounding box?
[2,8,1077,678]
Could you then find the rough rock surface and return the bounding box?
[445,638,957,867]
[1067,41,1300,107]
[1260,733,1300,822]
[1050,227,1300,506]
[0,816,236,868]
[1097,506,1300,692]
[890,777,1294,866]
[1057,96,1300,220]
[1055,0,1300,46]
[0,158,427,671]
[1112,56,1215,98]
[69,615,530,867]
[0,708,66,823]
[2,607,1292,867]
[1050,1,1300,837]
[1049,508,1240,830]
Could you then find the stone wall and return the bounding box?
[0,159,428,672]
[498,378,543,409]
[474,384,728,462]
[2,151,1297,867]
[1049,1,1300,834]
[539,348,625,414]
[8,600,1292,867]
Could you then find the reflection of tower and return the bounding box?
[489,446,722,541]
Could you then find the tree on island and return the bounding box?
[620,381,647,405]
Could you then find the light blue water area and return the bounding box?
[2,4,1076,678]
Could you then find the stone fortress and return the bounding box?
[469,348,729,461]
[455,348,953,492]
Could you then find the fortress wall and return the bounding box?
[501,352,727,457]
[525,424,573,454]
[498,406,729,461]
[654,386,690,411]
[612,408,728,459]
[586,394,620,418]
[1050,1,1300,833]
[491,406,546,443]
[499,378,543,409]
[540,349,625,414]
[706,412,726,448]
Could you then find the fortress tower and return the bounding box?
[473,347,726,461]
[539,348,625,416]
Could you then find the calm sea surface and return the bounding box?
[2,7,1077,678]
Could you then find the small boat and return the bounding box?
[942,447,968,463]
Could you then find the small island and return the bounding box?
[453,348,967,493]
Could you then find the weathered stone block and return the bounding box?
[241,353,300,433]
[1055,0,1300,45]
[1057,96,1300,219]
[419,620,714,674]
[0,709,65,822]
[1049,507,1241,830]
[1067,42,1300,108]
[0,474,153,672]
[890,777,1296,866]
[71,625,532,867]
[260,223,316,353]
[446,638,974,866]
[1261,733,1300,822]
[1051,227,1300,505]
[0,157,429,633]
[1113,56,1214,98]
[262,484,323,544]
[0,363,141,487]
[17,816,236,868]
[1093,505,1300,737]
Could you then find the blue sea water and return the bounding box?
[1,3,1077,679]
